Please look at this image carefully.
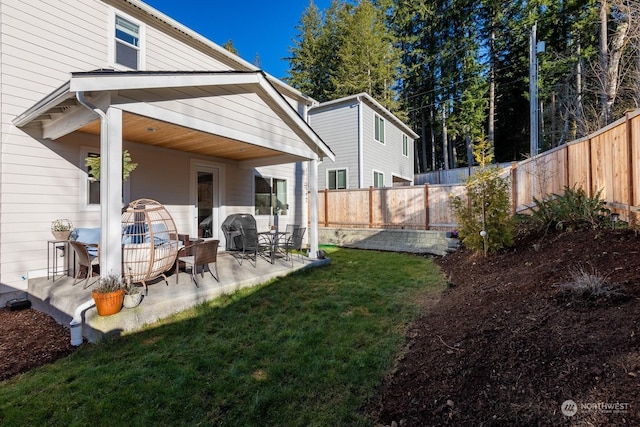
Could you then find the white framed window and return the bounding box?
[255,175,288,216]
[109,10,145,70]
[80,147,131,211]
[374,114,385,144]
[328,169,347,190]
[402,134,409,157]
[373,171,385,188]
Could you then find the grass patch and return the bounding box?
[0,248,444,426]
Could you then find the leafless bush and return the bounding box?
[559,265,621,299]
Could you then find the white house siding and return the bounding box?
[361,101,414,187]
[308,102,359,189]
[0,0,313,295]
[1,0,111,293]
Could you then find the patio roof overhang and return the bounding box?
[13,70,332,277]
[13,70,335,167]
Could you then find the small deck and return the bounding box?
[29,251,329,343]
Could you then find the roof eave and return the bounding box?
[12,81,73,127]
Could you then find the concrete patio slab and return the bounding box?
[28,251,330,343]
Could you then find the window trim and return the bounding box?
[253,174,289,217]
[374,113,385,144]
[327,168,348,190]
[402,134,409,157]
[373,170,385,188]
[108,8,146,70]
[80,146,130,211]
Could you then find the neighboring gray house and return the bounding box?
[308,93,418,190]
[0,0,334,304]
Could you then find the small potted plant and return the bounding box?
[122,281,143,308]
[51,219,73,241]
[92,274,125,316]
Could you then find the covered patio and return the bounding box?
[13,69,334,341]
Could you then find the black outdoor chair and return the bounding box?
[283,227,306,266]
[238,226,264,267]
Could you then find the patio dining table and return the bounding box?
[258,230,289,264]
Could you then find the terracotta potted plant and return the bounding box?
[122,282,143,308]
[51,219,73,241]
[92,275,125,316]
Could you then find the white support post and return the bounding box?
[309,158,319,259]
[99,107,123,278]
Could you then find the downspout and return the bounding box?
[357,96,363,188]
[71,91,106,346]
[69,299,96,346]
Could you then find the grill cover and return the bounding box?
[221,214,256,250]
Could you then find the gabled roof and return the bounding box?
[14,70,334,164]
[309,92,419,139]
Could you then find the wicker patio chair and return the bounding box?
[121,198,180,295]
[176,239,220,286]
[69,240,100,289]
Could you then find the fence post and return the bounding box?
[424,184,430,230]
[369,186,373,228]
[511,162,517,215]
[564,144,569,189]
[587,137,592,197]
[626,112,635,227]
[324,189,329,227]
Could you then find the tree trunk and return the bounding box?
[442,104,449,170]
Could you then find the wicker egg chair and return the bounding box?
[121,198,179,294]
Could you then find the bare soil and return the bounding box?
[369,228,640,426]
[3,228,639,427]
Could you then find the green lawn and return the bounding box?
[0,247,444,426]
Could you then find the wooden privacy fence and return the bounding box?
[316,109,640,229]
[318,184,465,230]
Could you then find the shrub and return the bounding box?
[451,136,513,255]
[525,186,610,234]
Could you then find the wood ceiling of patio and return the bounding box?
[77,112,279,161]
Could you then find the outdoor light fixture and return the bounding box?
[611,213,620,229]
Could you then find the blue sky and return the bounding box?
[144,0,331,80]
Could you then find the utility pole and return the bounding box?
[529,22,539,157]
[529,22,545,156]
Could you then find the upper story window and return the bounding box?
[374,114,385,144]
[111,11,145,70]
[328,169,347,190]
[255,176,288,216]
[402,134,409,157]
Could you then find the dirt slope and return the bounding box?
[370,228,640,426]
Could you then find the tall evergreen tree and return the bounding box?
[329,1,400,112]
[286,0,400,112]
[284,0,330,101]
